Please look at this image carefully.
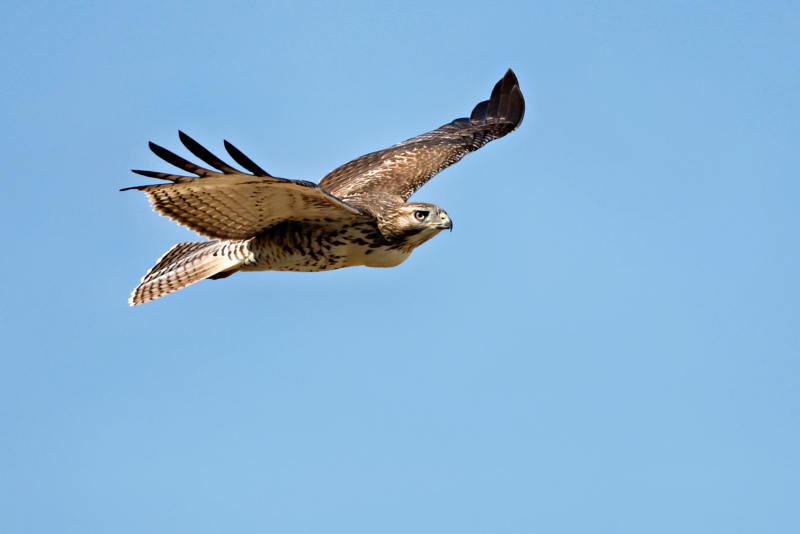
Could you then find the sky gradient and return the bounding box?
[1,1,799,532]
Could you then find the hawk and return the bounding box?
[125,69,525,305]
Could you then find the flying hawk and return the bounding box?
[125,69,524,305]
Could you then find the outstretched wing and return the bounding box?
[123,132,368,240]
[318,69,524,201]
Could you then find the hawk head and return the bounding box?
[378,202,452,246]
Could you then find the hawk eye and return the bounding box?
[414,210,428,221]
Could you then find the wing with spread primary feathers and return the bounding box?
[318,69,524,201]
[123,131,367,240]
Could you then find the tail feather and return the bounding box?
[129,240,246,306]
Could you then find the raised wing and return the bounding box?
[318,69,524,201]
[123,132,368,240]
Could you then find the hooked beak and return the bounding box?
[426,213,452,232]
[437,215,453,232]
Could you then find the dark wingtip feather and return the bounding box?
[488,69,523,120]
[470,100,489,125]
[131,169,187,182]
[486,77,503,119]
[486,69,525,130]
[502,70,522,114]
[148,141,215,176]
[223,140,272,177]
[506,85,525,130]
[120,184,147,192]
[504,68,519,87]
[178,131,240,174]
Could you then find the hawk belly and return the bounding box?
[238,220,414,273]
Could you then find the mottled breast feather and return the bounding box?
[123,132,369,240]
[318,69,524,201]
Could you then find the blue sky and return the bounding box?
[1,1,798,532]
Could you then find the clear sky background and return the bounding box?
[1,1,798,532]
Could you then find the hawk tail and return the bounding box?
[129,240,247,306]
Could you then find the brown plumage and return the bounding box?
[124,69,525,305]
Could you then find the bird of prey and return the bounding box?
[124,69,524,305]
